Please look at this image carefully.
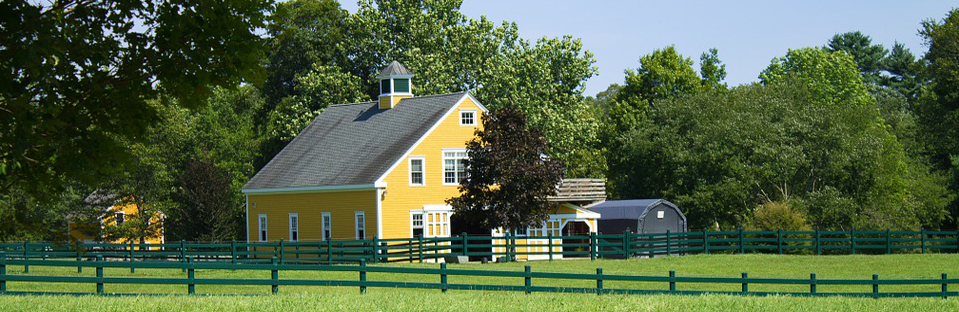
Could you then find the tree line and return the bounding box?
[0,0,957,241]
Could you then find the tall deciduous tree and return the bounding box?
[0,0,272,198]
[760,47,873,107]
[447,107,565,231]
[700,48,728,90]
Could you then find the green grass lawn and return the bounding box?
[1,254,957,311]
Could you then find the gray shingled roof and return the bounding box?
[243,92,468,190]
[378,61,412,76]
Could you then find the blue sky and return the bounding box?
[339,1,957,96]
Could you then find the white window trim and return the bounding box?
[408,156,426,187]
[354,211,366,239]
[258,214,267,242]
[459,109,477,126]
[288,213,298,242]
[115,211,125,225]
[321,212,331,241]
[442,148,468,186]
[409,211,425,237]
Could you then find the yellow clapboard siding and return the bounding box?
[379,96,484,239]
[247,190,376,242]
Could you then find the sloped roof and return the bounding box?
[588,199,678,219]
[243,92,468,190]
[379,61,412,76]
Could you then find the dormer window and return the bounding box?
[459,109,476,126]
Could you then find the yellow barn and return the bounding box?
[242,61,600,259]
[68,195,165,249]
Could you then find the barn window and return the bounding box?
[459,109,476,126]
[289,213,299,241]
[321,212,331,241]
[354,211,366,239]
[409,157,425,186]
[258,214,267,242]
[411,212,424,237]
[442,149,468,185]
[115,212,125,225]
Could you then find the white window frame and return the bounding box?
[321,212,331,241]
[514,227,528,237]
[410,211,425,237]
[354,211,366,239]
[408,156,425,186]
[459,109,477,126]
[258,214,267,242]
[115,212,125,225]
[288,213,299,242]
[442,148,468,185]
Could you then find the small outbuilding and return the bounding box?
[589,199,687,234]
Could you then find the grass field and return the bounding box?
[1,254,957,311]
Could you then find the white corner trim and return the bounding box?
[375,189,383,238]
[374,92,476,184]
[245,195,250,246]
[242,184,379,195]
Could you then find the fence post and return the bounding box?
[77,239,83,274]
[589,232,596,261]
[850,228,856,255]
[810,273,816,294]
[741,272,748,293]
[703,229,709,254]
[129,240,135,274]
[271,257,279,294]
[547,232,553,261]
[663,230,670,257]
[327,240,333,265]
[942,273,948,299]
[278,238,285,264]
[231,240,237,265]
[920,228,926,254]
[187,256,195,295]
[372,236,379,264]
[96,255,103,294]
[23,240,28,273]
[440,263,448,293]
[885,229,891,255]
[777,229,783,255]
[668,270,676,293]
[623,231,630,259]
[955,230,959,255]
[524,264,532,294]
[180,240,186,273]
[872,274,879,299]
[815,229,821,255]
[1,252,6,293]
[738,228,744,254]
[596,268,603,295]
[462,233,469,257]
[359,259,367,294]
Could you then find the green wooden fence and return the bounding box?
[2,229,957,266]
[0,252,955,298]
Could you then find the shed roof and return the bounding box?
[243,92,468,191]
[588,199,678,219]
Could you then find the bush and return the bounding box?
[747,201,812,231]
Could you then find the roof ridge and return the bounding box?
[328,101,377,108]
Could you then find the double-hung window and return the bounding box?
[442,149,468,185]
[321,212,331,241]
[289,213,299,241]
[354,211,366,239]
[409,157,425,186]
[258,214,267,242]
[115,212,125,225]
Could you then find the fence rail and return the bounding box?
[1,229,957,266]
[0,252,955,298]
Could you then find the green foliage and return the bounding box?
[824,31,888,84]
[699,48,728,90]
[619,46,702,105]
[447,107,566,231]
[609,81,950,229]
[0,185,96,241]
[747,201,811,231]
[0,0,272,199]
[882,43,925,101]
[760,47,873,107]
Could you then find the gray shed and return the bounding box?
[589,199,687,234]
